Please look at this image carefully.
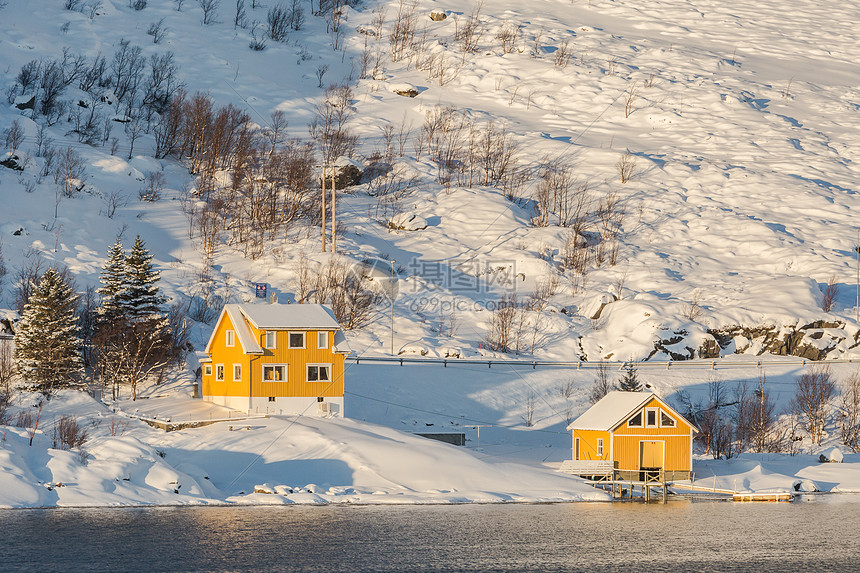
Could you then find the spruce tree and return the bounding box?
[120,235,166,320]
[94,235,171,400]
[96,237,127,325]
[14,268,83,394]
[618,362,642,392]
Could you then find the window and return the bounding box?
[264,331,276,349]
[596,438,604,457]
[268,397,276,402]
[307,364,331,382]
[215,364,225,382]
[233,364,242,381]
[262,365,286,382]
[646,408,659,428]
[318,331,329,349]
[225,330,235,347]
[661,410,676,428]
[628,411,643,427]
[574,438,580,461]
[204,364,212,376]
[289,332,305,349]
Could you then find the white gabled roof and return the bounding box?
[566,391,658,432]
[239,303,340,330]
[226,305,263,354]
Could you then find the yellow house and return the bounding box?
[201,303,348,416]
[565,391,697,481]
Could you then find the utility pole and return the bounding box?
[390,259,396,356]
[321,165,327,252]
[331,167,337,254]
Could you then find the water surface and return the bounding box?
[4,499,857,572]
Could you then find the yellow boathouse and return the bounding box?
[565,391,697,481]
[201,303,348,417]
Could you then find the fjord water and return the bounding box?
[4,499,857,572]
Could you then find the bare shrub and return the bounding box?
[521,390,535,427]
[485,294,518,353]
[616,151,636,183]
[147,18,167,43]
[821,274,838,312]
[682,289,704,320]
[839,371,860,452]
[129,0,147,10]
[249,21,268,50]
[792,366,836,445]
[198,0,220,24]
[267,3,291,42]
[624,82,638,118]
[455,2,484,53]
[533,157,590,228]
[735,375,780,453]
[496,22,519,54]
[0,338,13,393]
[308,84,358,164]
[554,40,571,68]
[295,257,383,329]
[140,171,166,202]
[3,119,24,152]
[389,0,417,62]
[52,415,88,450]
[589,361,614,404]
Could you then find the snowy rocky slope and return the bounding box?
[1,0,860,365]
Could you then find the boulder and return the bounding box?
[0,153,23,171]
[14,94,35,110]
[390,83,420,98]
[793,479,819,492]
[328,156,364,189]
[580,292,617,320]
[388,213,428,232]
[819,447,843,463]
[430,10,447,21]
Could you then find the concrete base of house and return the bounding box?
[203,395,344,418]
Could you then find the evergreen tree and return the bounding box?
[14,268,83,394]
[94,235,171,400]
[618,362,642,392]
[120,235,166,320]
[96,237,127,325]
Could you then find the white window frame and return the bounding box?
[596,438,604,458]
[318,331,329,349]
[204,364,212,376]
[628,410,643,428]
[225,330,235,347]
[645,407,659,428]
[288,331,306,349]
[262,364,287,382]
[660,409,676,428]
[264,331,277,350]
[232,364,242,382]
[307,363,331,383]
[215,364,225,382]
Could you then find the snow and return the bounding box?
[2,0,860,506]
[238,303,341,330]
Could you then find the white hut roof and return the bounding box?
[566,391,657,431]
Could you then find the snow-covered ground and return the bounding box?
[2,0,860,507]
[3,360,860,508]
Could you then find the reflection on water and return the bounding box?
[4,499,859,572]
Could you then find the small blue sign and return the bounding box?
[255,283,267,299]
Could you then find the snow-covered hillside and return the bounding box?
[1,0,859,361]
